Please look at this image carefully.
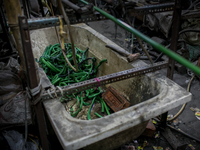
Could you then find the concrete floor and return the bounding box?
[88,20,200,149]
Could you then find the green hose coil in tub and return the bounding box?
[31,23,191,150]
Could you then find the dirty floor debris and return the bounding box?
[88,20,200,150]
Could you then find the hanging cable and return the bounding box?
[59,16,77,72]
[49,1,78,72]
[57,0,78,72]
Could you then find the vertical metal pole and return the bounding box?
[3,0,25,67]
[22,0,30,18]
[167,0,182,80]
[18,16,50,150]
[161,0,182,127]
[38,0,45,17]
[0,4,15,55]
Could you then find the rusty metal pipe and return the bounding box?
[62,0,82,13]
[62,0,93,14]
[136,36,153,64]
[19,15,50,150]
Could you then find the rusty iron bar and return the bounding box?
[161,0,183,128]
[18,16,39,88]
[132,2,175,14]
[18,16,50,150]
[167,0,182,80]
[27,2,174,30]
[27,13,107,30]
[42,61,168,100]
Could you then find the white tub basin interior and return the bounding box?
[30,23,192,150]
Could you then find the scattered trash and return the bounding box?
[186,44,200,61]
[0,91,32,125]
[153,146,163,150]
[190,107,200,112]
[177,128,183,132]
[195,112,200,117]
[102,86,130,112]
[185,78,191,84]
[152,120,157,125]
[0,70,23,106]
[121,145,135,150]
[181,18,200,46]
[187,60,199,77]
[165,147,171,150]
[188,144,195,150]
[154,131,160,139]
[0,57,31,125]
[2,130,39,150]
[137,146,143,150]
[167,114,173,120]
[0,57,20,73]
[143,140,149,147]
[190,107,200,120]
[195,113,200,120]
[133,140,138,144]
[172,118,181,126]
[0,57,22,106]
[143,12,173,38]
[125,38,131,42]
[142,119,156,137]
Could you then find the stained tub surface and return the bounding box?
[30,23,192,150]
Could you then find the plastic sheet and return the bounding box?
[0,91,32,125]
[0,57,20,73]
[0,57,22,105]
[2,130,38,150]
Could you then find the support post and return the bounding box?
[160,0,183,128]
[3,0,25,67]
[18,16,50,150]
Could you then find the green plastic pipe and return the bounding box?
[80,0,200,76]
[95,112,103,118]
